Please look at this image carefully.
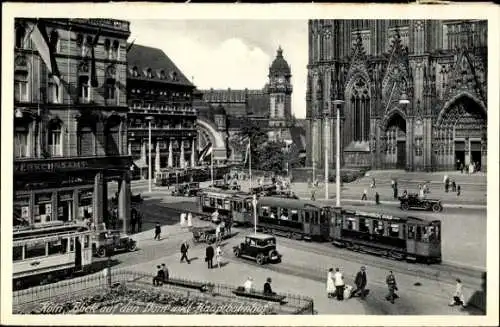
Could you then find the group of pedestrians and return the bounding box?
[152,263,170,286]
[205,243,223,269]
[242,276,276,295]
[444,175,461,196]
[326,266,399,304]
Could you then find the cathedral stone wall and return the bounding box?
[306,20,487,172]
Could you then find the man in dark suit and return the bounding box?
[206,245,214,269]
[353,266,367,299]
[263,277,276,295]
[180,241,190,264]
[153,265,165,286]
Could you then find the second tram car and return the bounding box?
[330,210,442,263]
[256,197,330,241]
[13,222,93,289]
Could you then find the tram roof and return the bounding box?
[245,233,276,240]
[201,189,252,197]
[257,197,322,209]
[13,222,89,239]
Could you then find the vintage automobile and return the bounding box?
[211,180,241,191]
[233,234,282,265]
[171,182,201,197]
[250,184,277,196]
[398,193,443,212]
[92,229,137,258]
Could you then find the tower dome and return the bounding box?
[269,46,291,75]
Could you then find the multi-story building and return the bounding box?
[306,20,487,171]
[13,18,132,229]
[126,44,197,179]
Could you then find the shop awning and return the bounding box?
[133,159,148,169]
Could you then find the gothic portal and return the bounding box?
[306,19,487,171]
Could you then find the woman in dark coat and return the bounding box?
[205,245,214,269]
[353,266,367,299]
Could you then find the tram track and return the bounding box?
[151,203,485,289]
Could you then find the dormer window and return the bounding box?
[15,25,26,49]
[160,70,166,79]
[132,66,139,77]
[146,68,153,78]
[112,40,119,60]
[172,72,178,81]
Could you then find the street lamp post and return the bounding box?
[252,194,258,235]
[145,116,153,193]
[333,100,345,208]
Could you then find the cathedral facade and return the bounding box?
[306,20,487,172]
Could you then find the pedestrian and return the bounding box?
[263,277,276,295]
[205,244,214,269]
[180,240,190,264]
[311,189,316,201]
[220,219,226,238]
[326,268,335,298]
[333,268,345,301]
[371,177,376,189]
[457,185,461,196]
[353,266,368,299]
[419,186,425,199]
[215,244,223,268]
[130,213,137,233]
[393,181,398,199]
[244,277,254,293]
[187,212,193,227]
[154,222,161,240]
[361,189,367,201]
[375,192,380,205]
[460,163,464,174]
[153,265,165,286]
[211,209,220,223]
[215,223,222,244]
[161,263,169,282]
[452,179,457,192]
[449,278,466,307]
[385,271,398,304]
[445,177,449,193]
[226,218,232,236]
[402,189,408,198]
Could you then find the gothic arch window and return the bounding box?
[14,70,29,102]
[105,115,121,155]
[77,118,96,156]
[78,61,90,103]
[105,65,116,100]
[348,78,371,142]
[104,39,111,59]
[14,115,32,158]
[48,119,63,157]
[112,40,119,60]
[15,25,26,49]
[48,75,60,104]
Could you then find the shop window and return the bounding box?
[14,71,29,102]
[13,246,23,261]
[389,224,400,238]
[14,123,30,158]
[25,243,46,259]
[48,120,63,157]
[375,220,384,235]
[34,195,52,223]
[48,240,64,255]
[291,210,299,221]
[78,76,90,102]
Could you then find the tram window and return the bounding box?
[407,225,416,239]
[304,211,310,223]
[313,212,319,224]
[291,210,299,221]
[13,246,23,261]
[25,243,46,259]
[70,238,75,252]
[48,240,64,255]
[261,206,269,217]
[216,199,223,209]
[209,198,215,207]
[320,211,327,224]
[280,208,288,220]
[415,226,422,241]
[375,221,384,235]
[204,197,210,207]
[347,218,356,230]
[359,218,370,233]
[433,225,441,242]
[61,238,68,253]
[389,224,400,238]
[224,199,230,210]
[270,207,278,219]
[84,235,90,248]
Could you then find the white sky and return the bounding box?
[129,20,308,118]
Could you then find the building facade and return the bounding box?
[13,18,132,229]
[126,44,197,178]
[306,20,487,171]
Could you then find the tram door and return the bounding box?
[302,210,312,235]
[75,237,82,271]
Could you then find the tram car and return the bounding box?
[255,197,330,241]
[330,209,442,263]
[198,189,253,225]
[13,222,93,290]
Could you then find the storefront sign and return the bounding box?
[16,160,88,173]
[15,156,132,173]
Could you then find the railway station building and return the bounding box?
[126,44,197,178]
[13,18,132,229]
[306,20,487,171]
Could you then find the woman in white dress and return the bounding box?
[215,245,223,268]
[327,268,335,298]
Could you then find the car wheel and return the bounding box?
[234,248,241,257]
[401,202,409,211]
[432,203,442,213]
[256,253,265,265]
[96,246,107,258]
[127,242,137,252]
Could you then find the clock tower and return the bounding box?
[268,46,292,141]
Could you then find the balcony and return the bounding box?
[14,155,132,174]
[128,128,196,139]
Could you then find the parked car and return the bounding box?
[398,193,443,212]
[92,229,137,258]
[171,182,201,197]
[233,234,282,265]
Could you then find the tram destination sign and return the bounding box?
[15,156,132,173]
